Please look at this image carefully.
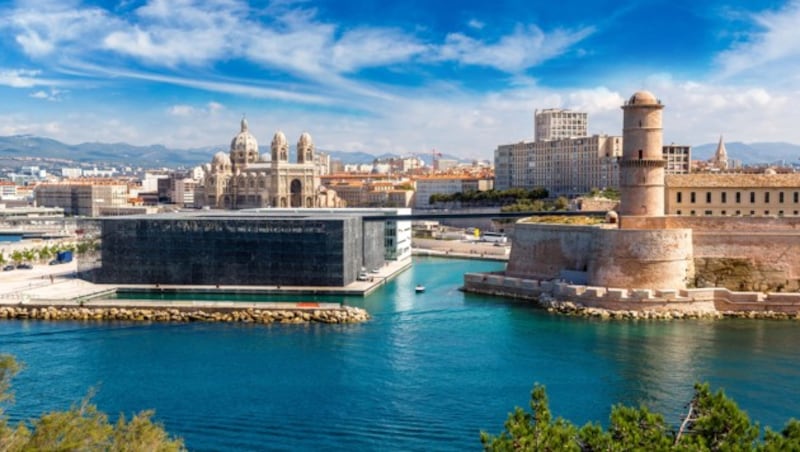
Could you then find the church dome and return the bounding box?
[272,131,287,147]
[212,151,231,166]
[298,132,313,147]
[628,91,659,105]
[230,118,259,159]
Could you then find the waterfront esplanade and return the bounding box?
[79,210,385,287]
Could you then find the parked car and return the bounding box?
[2,265,14,271]
[16,263,33,270]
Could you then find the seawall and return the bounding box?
[0,301,370,324]
[463,272,800,319]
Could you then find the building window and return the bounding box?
[736,192,741,203]
[780,192,785,203]
[721,210,727,215]
[690,210,696,216]
[795,192,799,203]
[706,192,712,203]
[765,211,770,215]
[721,192,727,203]
[690,192,696,203]
[677,192,682,203]
[705,210,712,216]
[779,210,784,216]
[735,210,741,216]
[750,192,755,203]
[750,210,755,216]
[676,210,682,215]
[765,192,770,203]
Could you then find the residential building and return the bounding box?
[35,179,129,216]
[495,135,622,196]
[663,144,692,175]
[534,109,588,141]
[414,176,493,208]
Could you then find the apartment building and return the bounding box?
[495,135,622,196]
[35,180,129,217]
[534,109,588,141]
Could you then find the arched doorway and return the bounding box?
[290,179,302,207]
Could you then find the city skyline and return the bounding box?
[1,0,798,158]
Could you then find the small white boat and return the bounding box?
[415,285,425,293]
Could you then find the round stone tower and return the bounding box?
[620,91,665,217]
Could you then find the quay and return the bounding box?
[0,257,413,324]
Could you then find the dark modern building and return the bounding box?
[79,211,385,286]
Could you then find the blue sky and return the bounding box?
[1,0,799,159]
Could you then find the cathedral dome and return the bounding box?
[212,151,231,166]
[230,118,259,162]
[272,131,287,147]
[298,132,313,147]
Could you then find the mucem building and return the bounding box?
[78,211,385,286]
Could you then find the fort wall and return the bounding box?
[507,223,693,289]
[588,228,692,289]
[463,273,800,316]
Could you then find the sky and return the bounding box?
[1,0,799,160]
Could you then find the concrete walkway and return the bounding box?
[0,257,413,304]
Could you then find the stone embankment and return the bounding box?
[537,295,800,320]
[464,272,800,320]
[0,305,370,324]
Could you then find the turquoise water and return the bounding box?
[2,256,800,450]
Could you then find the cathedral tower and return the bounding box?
[620,91,665,217]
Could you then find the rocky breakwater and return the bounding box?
[0,305,370,324]
[538,296,800,320]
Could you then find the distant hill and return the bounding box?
[0,135,467,168]
[0,135,214,167]
[692,141,800,165]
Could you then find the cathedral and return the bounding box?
[200,119,344,209]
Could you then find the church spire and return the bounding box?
[712,134,728,170]
[241,115,248,133]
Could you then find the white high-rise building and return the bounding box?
[534,109,588,142]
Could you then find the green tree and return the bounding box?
[10,250,23,265]
[0,355,184,451]
[482,383,800,451]
[553,196,569,211]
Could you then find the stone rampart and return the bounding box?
[506,223,693,289]
[505,224,596,280]
[463,273,800,317]
[589,228,693,289]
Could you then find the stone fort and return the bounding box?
[467,91,800,312]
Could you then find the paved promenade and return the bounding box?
[0,257,412,305]
[412,237,510,261]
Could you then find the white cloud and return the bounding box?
[168,101,226,117]
[467,19,484,30]
[436,24,595,73]
[716,1,800,79]
[0,69,43,87]
[29,87,65,101]
[167,105,197,116]
[331,28,426,72]
[6,4,119,57]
